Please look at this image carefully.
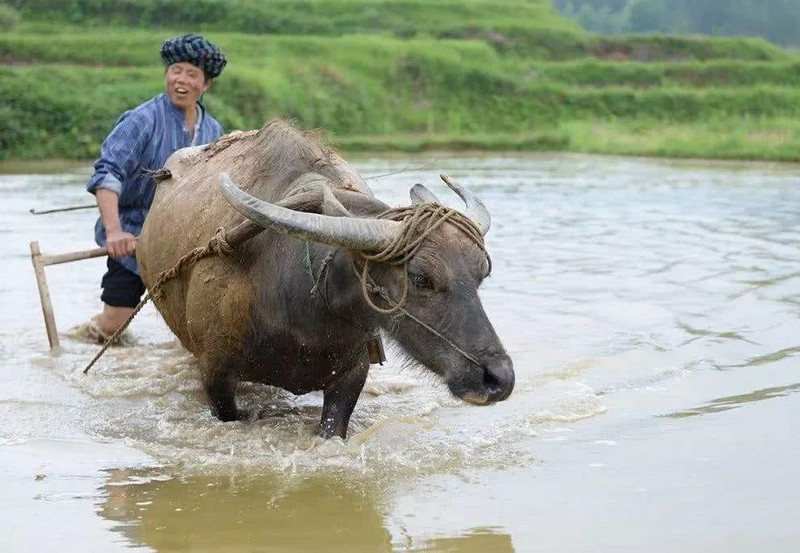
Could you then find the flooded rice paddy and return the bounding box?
[1,154,799,551]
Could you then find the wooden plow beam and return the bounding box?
[29,241,107,352]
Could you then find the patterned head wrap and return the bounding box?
[160,34,227,78]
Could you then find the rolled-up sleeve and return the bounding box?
[87,110,153,196]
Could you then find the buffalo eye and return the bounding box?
[409,271,433,289]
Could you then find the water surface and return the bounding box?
[1,154,799,551]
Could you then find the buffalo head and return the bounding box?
[219,172,514,408]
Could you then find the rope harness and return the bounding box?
[82,228,233,374]
[83,203,490,374]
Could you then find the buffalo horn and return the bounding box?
[440,174,491,235]
[410,183,441,205]
[219,173,402,251]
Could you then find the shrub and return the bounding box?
[0,4,21,31]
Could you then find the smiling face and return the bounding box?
[164,62,211,112]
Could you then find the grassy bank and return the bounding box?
[336,117,800,162]
[2,1,799,162]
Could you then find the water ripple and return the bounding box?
[662,382,800,419]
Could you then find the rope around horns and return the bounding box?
[357,203,490,314]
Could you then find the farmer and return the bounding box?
[71,34,227,343]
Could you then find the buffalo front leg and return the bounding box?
[319,360,369,439]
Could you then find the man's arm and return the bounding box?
[86,109,153,259]
[95,189,136,258]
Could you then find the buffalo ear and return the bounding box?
[321,185,351,217]
[278,180,351,216]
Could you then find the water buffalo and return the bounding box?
[137,120,514,438]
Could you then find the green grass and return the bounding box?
[335,130,570,153]
[2,3,800,162]
[6,0,579,39]
[335,118,800,162]
[562,118,800,161]
[529,59,800,88]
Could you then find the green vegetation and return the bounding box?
[5,0,580,51]
[0,4,20,31]
[560,118,800,161]
[2,0,800,161]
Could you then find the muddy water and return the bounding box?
[1,155,799,552]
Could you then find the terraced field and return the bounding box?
[2,0,798,160]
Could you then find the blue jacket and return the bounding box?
[87,93,224,274]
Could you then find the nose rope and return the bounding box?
[307,247,483,369]
[363,275,486,369]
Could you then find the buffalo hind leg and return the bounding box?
[319,359,369,439]
[202,363,242,422]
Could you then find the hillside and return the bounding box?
[2,0,800,161]
[554,0,800,48]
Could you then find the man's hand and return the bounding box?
[95,189,136,258]
[106,229,137,258]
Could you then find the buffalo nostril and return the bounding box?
[482,369,502,396]
[482,360,515,402]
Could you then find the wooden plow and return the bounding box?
[29,241,108,352]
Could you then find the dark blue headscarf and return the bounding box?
[160,34,227,78]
